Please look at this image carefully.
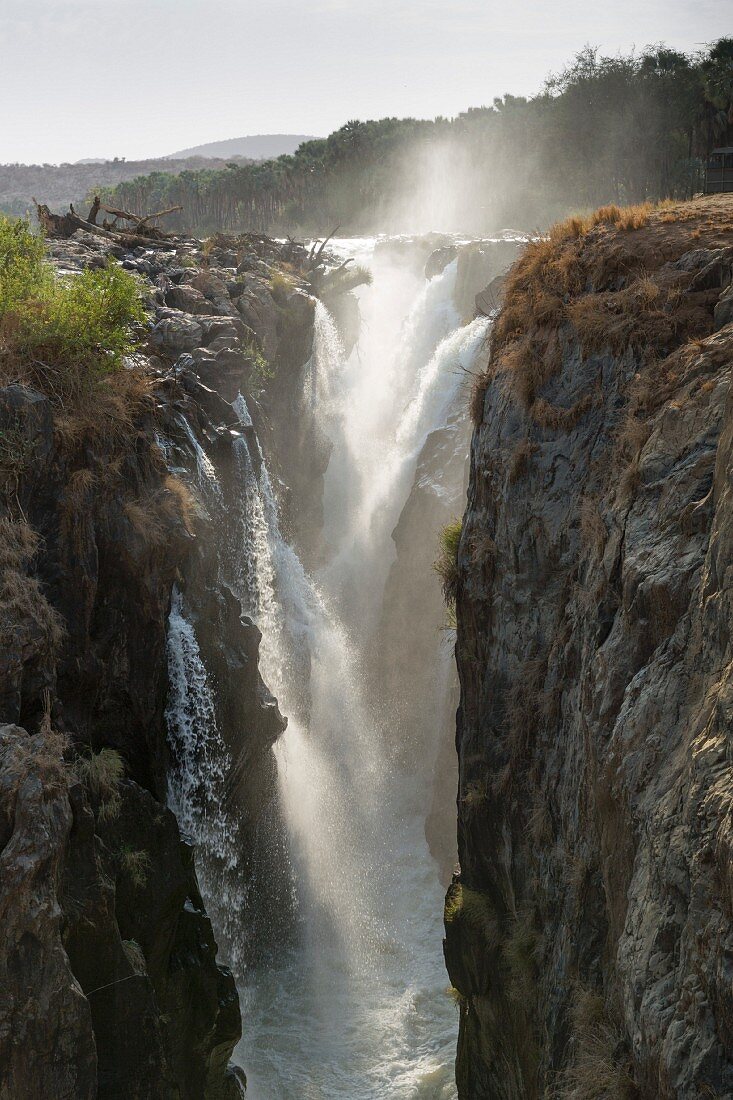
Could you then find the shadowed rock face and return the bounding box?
[447,198,733,1098]
[0,228,319,1099]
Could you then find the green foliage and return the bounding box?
[242,336,274,389]
[99,39,733,236]
[0,217,144,401]
[434,518,462,606]
[445,882,498,947]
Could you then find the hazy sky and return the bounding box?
[0,0,728,163]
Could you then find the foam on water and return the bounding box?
[235,242,491,1098]
[164,240,492,1098]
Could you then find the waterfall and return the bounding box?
[306,300,345,415]
[165,587,246,960]
[235,240,491,1098]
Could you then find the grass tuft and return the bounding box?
[76,746,125,820]
[118,845,151,890]
[434,518,463,606]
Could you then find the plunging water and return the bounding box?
[232,241,490,1098]
[166,238,491,1096]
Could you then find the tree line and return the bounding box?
[99,39,733,236]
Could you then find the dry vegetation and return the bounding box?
[76,746,125,821]
[0,516,63,657]
[554,987,638,1099]
[472,196,731,429]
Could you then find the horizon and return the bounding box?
[0,0,728,165]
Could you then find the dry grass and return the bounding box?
[445,882,499,948]
[76,746,125,820]
[470,367,491,425]
[50,367,157,459]
[0,517,64,657]
[527,790,553,846]
[509,437,538,484]
[5,721,69,796]
[616,412,651,460]
[162,474,197,533]
[445,985,466,1009]
[531,393,594,431]
[122,939,147,974]
[504,657,547,771]
[555,987,638,1099]
[118,846,151,890]
[462,777,490,809]
[468,530,497,568]
[579,497,607,557]
[501,908,540,1004]
[473,198,707,427]
[60,467,97,551]
[124,496,167,546]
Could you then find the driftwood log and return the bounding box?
[33,198,182,250]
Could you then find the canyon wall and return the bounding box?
[446,195,733,1097]
[0,228,317,1098]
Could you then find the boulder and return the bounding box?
[165,284,211,315]
[191,272,238,317]
[425,245,458,280]
[150,313,204,354]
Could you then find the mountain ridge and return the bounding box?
[164,134,319,160]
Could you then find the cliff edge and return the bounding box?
[447,195,733,1098]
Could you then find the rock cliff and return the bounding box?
[446,195,733,1098]
[0,226,318,1098]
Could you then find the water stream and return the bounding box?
[237,241,489,1098]
[168,238,491,1098]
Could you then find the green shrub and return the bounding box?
[0,216,145,401]
[445,882,498,947]
[434,518,463,605]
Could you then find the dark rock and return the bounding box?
[151,312,204,354]
[0,724,97,1100]
[425,245,458,279]
[714,282,733,330]
[165,284,211,315]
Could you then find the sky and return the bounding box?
[0,0,729,164]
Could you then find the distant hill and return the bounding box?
[164,134,318,160]
[0,156,249,220]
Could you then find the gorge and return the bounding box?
[2,191,733,1100]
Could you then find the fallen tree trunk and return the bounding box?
[33,200,180,250]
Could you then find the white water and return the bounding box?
[234,240,491,1098]
[165,587,247,956]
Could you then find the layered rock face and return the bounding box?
[447,196,733,1097]
[0,228,317,1098]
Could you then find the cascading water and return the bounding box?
[233,239,492,1098]
[165,586,247,957]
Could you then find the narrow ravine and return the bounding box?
[166,237,494,1097]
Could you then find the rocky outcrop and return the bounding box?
[447,196,733,1097]
[0,226,320,1098]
